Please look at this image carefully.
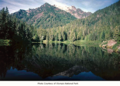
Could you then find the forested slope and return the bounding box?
[12,3,76,29]
[0,7,39,44]
[38,1,120,42]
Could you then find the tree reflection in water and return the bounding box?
[0,43,120,80]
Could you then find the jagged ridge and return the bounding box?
[12,3,76,29]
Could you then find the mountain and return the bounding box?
[53,5,92,19]
[12,3,76,29]
[41,1,120,42]
[0,7,38,43]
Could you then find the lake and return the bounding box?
[0,43,120,81]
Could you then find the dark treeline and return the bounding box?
[0,7,39,44]
[0,43,33,79]
[37,1,120,42]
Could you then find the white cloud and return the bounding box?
[81,1,91,6]
[43,0,69,7]
[1,0,44,13]
[0,0,119,13]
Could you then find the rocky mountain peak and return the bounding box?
[71,6,77,11]
[53,4,92,19]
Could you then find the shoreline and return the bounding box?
[99,39,120,53]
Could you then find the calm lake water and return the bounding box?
[0,43,120,81]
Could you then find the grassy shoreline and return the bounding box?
[43,40,100,47]
[0,39,100,47]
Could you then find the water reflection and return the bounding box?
[0,43,120,80]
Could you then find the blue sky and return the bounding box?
[0,0,119,13]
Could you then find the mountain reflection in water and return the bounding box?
[0,43,120,80]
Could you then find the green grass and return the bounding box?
[112,43,119,50]
[73,40,100,47]
[43,40,62,44]
[32,42,43,43]
[62,40,72,44]
[117,48,120,51]
[101,41,108,45]
[50,40,62,43]
[43,40,71,44]
[99,41,108,47]
[0,39,10,46]
[43,40,48,44]
[118,49,120,52]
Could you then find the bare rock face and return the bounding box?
[107,39,117,48]
[53,5,92,19]
[68,6,92,19]
[71,6,77,11]
[107,48,114,54]
[100,39,120,53]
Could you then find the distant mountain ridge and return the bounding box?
[53,5,92,19]
[42,0,120,42]
[12,3,76,29]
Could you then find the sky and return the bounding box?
[0,0,119,13]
